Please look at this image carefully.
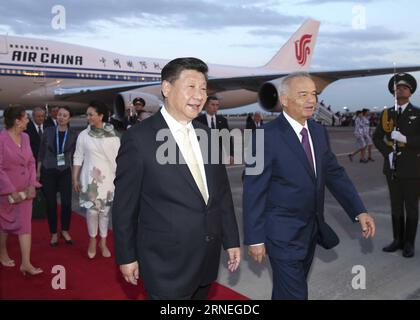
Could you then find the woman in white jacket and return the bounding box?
[73,101,120,259]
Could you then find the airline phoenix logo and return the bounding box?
[294,34,312,66]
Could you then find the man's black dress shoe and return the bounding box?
[382,240,403,252]
[402,243,415,258]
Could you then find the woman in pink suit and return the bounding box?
[0,106,43,275]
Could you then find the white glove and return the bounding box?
[391,130,407,143]
[388,152,394,169]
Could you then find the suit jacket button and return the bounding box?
[205,235,212,242]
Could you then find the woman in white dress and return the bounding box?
[72,101,120,259]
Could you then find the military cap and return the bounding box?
[388,73,417,94]
[133,97,145,106]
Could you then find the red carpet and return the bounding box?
[0,212,249,300]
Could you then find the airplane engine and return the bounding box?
[257,78,285,112]
[113,92,163,120]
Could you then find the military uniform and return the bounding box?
[373,73,420,257]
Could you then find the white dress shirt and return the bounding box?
[397,102,409,113]
[160,106,209,199]
[205,113,216,129]
[32,120,44,134]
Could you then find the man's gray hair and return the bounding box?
[279,72,313,96]
[32,106,46,115]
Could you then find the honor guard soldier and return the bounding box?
[373,73,420,258]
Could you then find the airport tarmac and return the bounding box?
[216,127,420,300]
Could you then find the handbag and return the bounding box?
[317,218,340,249]
[8,191,27,204]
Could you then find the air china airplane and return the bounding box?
[0,18,419,119]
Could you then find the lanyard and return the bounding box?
[56,127,68,155]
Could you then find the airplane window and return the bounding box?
[9,44,13,48]
[40,47,44,50]
[45,47,49,51]
[30,46,33,50]
[36,47,39,50]
[20,45,23,48]
[15,45,18,48]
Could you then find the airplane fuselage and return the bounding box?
[0,35,262,110]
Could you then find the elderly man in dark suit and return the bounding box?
[243,72,375,300]
[25,107,46,159]
[246,111,264,131]
[112,57,240,300]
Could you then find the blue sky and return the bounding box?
[1,0,419,113]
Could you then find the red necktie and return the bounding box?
[300,127,314,172]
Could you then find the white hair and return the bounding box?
[279,72,313,96]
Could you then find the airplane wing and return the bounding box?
[310,66,420,92]
[53,65,420,103]
[206,65,420,93]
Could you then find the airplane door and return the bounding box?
[0,35,8,54]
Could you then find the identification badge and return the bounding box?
[57,153,65,166]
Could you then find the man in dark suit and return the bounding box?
[373,73,420,258]
[246,111,264,131]
[44,106,59,128]
[243,72,375,300]
[25,106,46,159]
[195,96,234,164]
[112,57,241,300]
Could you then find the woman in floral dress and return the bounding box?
[72,101,120,259]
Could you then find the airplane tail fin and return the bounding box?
[263,19,320,72]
